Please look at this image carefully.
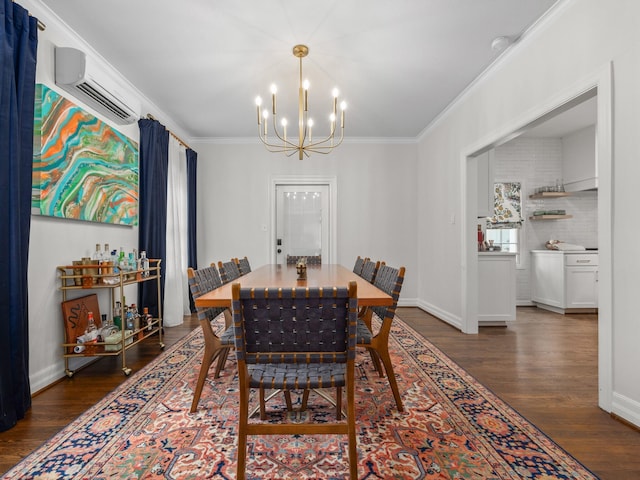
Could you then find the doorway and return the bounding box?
[462,64,612,412]
[269,176,337,264]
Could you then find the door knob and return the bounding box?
[277,248,282,253]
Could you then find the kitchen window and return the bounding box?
[486,181,523,266]
[485,228,521,267]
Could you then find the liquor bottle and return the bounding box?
[125,306,134,331]
[113,301,122,330]
[128,252,137,273]
[92,243,103,281]
[118,247,128,273]
[143,306,153,331]
[85,312,98,342]
[139,251,150,277]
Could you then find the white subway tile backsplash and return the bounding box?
[492,137,598,303]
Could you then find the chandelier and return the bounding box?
[255,45,346,160]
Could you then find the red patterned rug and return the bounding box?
[3,315,599,479]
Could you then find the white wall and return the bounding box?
[417,0,640,426]
[192,141,419,304]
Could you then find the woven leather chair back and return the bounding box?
[232,283,357,365]
[371,264,405,321]
[237,257,251,275]
[359,259,380,283]
[188,266,225,321]
[218,260,242,283]
[286,254,322,265]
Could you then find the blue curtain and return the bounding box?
[0,0,38,432]
[137,119,169,318]
[186,148,198,312]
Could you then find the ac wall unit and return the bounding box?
[54,47,141,125]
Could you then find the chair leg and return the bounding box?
[284,390,294,411]
[190,347,221,413]
[213,347,231,379]
[346,369,358,479]
[367,347,384,376]
[259,388,267,420]
[336,387,342,420]
[377,344,404,412]
[301,389,310,411]
[237,384,249,480]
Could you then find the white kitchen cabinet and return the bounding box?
[562,125,596,192]
[476,149,495,218]
[478,252,516,325]
[531,250,598,313]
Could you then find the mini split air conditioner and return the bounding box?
[54,47,141,125]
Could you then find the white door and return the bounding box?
[275,184,330,264]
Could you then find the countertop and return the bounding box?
[478,251,517,256]
[531,249,598,254]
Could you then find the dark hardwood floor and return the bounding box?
[1,307,639,478]
[399,306,640,480]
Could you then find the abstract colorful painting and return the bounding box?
[32,84,138,225]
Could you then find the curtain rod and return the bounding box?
[145,114,192,150]
[12,1,46,30]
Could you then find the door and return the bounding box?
[275,184,330,265]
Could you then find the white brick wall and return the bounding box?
[492,137,598,303]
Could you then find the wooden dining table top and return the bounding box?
[194,263,393,308]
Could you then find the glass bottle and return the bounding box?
[143,306,153,331]
[140,251,150,277]
[85,311,98,342]
[125,305,134,331]
[113,301,122,330]
[118,247,128,273]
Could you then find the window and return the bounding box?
[485,228,521,266]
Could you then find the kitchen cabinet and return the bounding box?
[478,252,516,325]
[562,125,597,192]
[530,250,598,313]
[476,149,495,218]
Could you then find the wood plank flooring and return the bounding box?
[399,306,640,480]
[1,307,639,478]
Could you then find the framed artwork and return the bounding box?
[61,294,102,353]
[32,84,139,225]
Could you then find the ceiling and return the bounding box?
[39,0,560,141]
[521,96,597,138]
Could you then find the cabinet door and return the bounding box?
[476,150,494,218]
[562,125,596,192]
[565,266,598,308]
[531,253,564,307]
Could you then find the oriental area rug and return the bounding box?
[3,315,598,480]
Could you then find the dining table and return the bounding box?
[194,263,393,309]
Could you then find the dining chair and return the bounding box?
[218,260,242,283]
[353,255,368,276]
[187,266,234,413]
[357,264,406,412]
[231,281,359,480]
[359,259,381,283]
[286,254,322,265]
[236,256,251,275]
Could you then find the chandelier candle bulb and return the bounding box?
[270,84,277,115]
[255,96,262,124]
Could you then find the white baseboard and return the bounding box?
[415,299,462,330]
[612,391,640,428]
[30,357,94,394]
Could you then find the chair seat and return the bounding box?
[356,318,373,344]
[248,362,346,390]
[219,326,235,345]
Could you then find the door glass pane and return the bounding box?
[283,191,322,256]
